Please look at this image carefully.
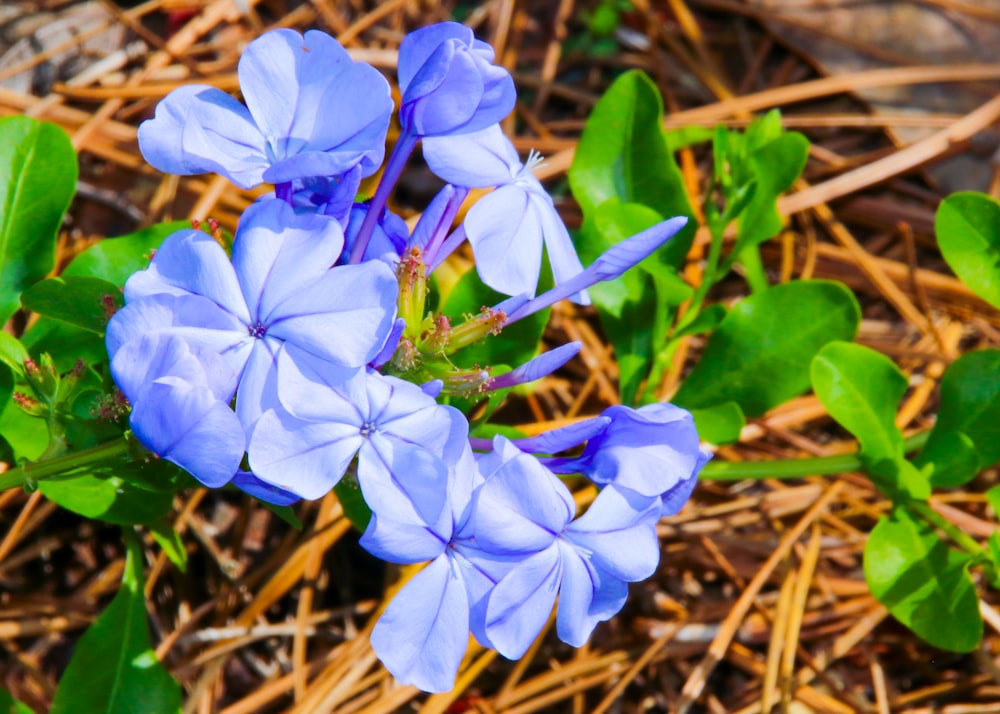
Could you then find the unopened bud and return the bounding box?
[13,392,46,417]
[446,306,506,353]
[397,248,428,337]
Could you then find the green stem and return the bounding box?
[0,436,131,491]
[908,499,986,559]
[701,431,930,481]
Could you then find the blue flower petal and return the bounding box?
[370,554,470,692]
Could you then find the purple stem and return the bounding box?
[427,224,468,274]
[422,186,469,265]
[349,131,419,264]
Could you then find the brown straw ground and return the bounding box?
[2,1,1000,712]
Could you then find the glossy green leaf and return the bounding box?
[811,342,907,461]
[334,475,370,532]
[0,401,48,460]
[0,688,34,714]
[690,401,745,445]
[579,199,690,404]
[569,70,696,270]
[50,531,182,714]
[20,276,122,334]
[0,333,28,378]
[674,303,727,339]
[261,502,302,530]
[0,364,12,417]
[148,518,187,573]
[864,506,982,653]
[19,318,105,373]
[920,349,1000,474]
[0,116,78,324]
[63,221,188,286]
[733,132,809,253]
[912,430,979,489]
[811,341,931,499]
[40,467,174,526]
[987,485,1000,517]
[935,192,1000,309]
[673,280,860,416]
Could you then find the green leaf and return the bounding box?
[50,531,182,714]
[40,462,175,526]
[810,342,931,500]
[19,318,105,373]
[0,364,12,416]
[690,401,745,445]
[0,333,28,378]
[148,518,187,573]
[0,401,48,460]
[864,506,982,653]
[580,199,690,405]
[569,70,696,270]
[0,116,78,324]
[334,476,370,532]
[63,221,188,286]
[912,430,979,489]
[987,485,1000,517]
[730,132,809,256]
[920,349,1000,474]
[935,192,1000,309]
[673,280,860,416]
[261,502,302,530]
[20,276,122,334]
[674,303,727,339]
[810,342,907,461]
[0,688,34,714]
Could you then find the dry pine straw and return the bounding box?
[2,1,1000,712]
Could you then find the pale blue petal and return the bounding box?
[422,126,519,187]
[370,554,470,693]
[130,377,244,488]
[137,85,268,188]
[359,435,449,526]
[247,408,360,500]
[266,261,397,367]
[485,545,561,659]
[274,344,365,422]
[230,200,345,322]
[565,485,660,582]
[360,514,446,564]
[124,229,250,323]
[472,437,574,554]
[466,185,542,297]
[555,544,627,647]
[234,338,280,428]
[532,189,589,305]
[106,294,248,371]
[398,22,473,90]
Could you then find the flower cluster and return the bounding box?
[113,23,709,691]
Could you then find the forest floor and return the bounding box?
[2,0,1000,712]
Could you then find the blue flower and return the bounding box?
[110,333,244,487]
[361,445,501,692]
[397,23,515,138]
[472,437,662,658]
[107,199,398,429]
[248,346,467,516]
[547,403,711,503]
[138,29,392,189]
[423,126,588,302]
